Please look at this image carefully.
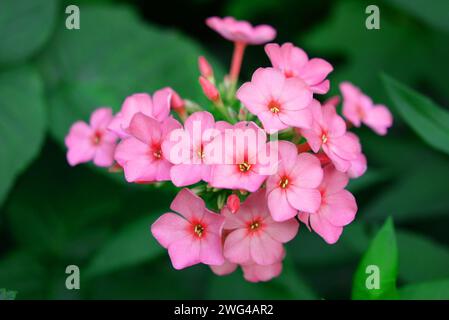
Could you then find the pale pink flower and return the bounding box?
[162,111,222,186]
[265,43,333,94]
[65,107,117,167]
[298,165,357,244]
[266,141,323,222]
[237,67,313,134]
[223,189,299,265]
[340,82,393,135]
[242,261,283,283]
[300,100,360,172]
[205,121,274,192]
[108,88,172,138]
[114,113,181,183]
[151,189,225,269]
[210,259,238,276]
[206,16,276,45]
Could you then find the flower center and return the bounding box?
[250,221,260,230]
[321,133,328,144]
[279,176,289,189]
[153,149,162,159]
[91,131,102,145]
[268,100,280,114]
[194,224,204,238]
[238,162,252,172]
[197,146,205,159]
[284,70,295,78]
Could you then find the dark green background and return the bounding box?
[1,0,449,299]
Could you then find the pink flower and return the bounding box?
[223,189,299,265]
[151,188,225,269]
[301,100,360,172]
[65,107,117,167]
[108,88,172,138]
[242,261,283,283]
[162,111,223,186]
[346,132,367,179]
[206,16,276,45]
[114,113,181,183]
[266,141,323,222]
[298,165,357,244]
[237,68,313,134]
[340,82,393,135]
[265,43,333,94]
[205,121,275,192]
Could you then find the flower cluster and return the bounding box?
[65,17,393,282]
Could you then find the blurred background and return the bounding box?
[1,0,449,299]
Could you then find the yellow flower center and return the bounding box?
[194,224,204,237]
[279,176,289,189]
[238,162,252,172]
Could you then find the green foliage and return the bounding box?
[399,279,449,300]
[0,67,47,206]
[0,0,58,65]
[352,218,398,299]
[0,288,17,300]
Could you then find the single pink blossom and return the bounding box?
[114,113,181,183]
[266,141,323,222]
[151,188,225,269]
[65,107,117,167]
[108,89,172,138]
[210,259,238,276]
[241,261,283,283]
[223,189,299,265]
[206,16,276,45]
[237,67,313,134]
[205,121,275,192]
[162,111,223,186]
[226,194,241,214]
[340,82,393,135]
[265,43,333,94]
[298,165,357,244]
[300,100,360,172]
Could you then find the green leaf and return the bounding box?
[399,279,449,300]
[0,288,17,300]
[0,0,57,65]
[352,217,398,299]
[386,0,449,33]
[363,160,449,222]
[38,4,221,146]
[0,66,46,206]
[382,74,449,155]
[207,257,316,299]
[397,231,449,283]
[85,214,164,278]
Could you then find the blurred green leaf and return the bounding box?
[0,288,17,300]
[347,168,391,194]
[85,214,164,278]
[386,0,449,33]
[383,74,449,155]
[363,160,449,222]
[207,257,316,299]
[352,217,398,299]
[399,279,449,300]
[397,231,449,283]
[0,251,47,299]
[0,66,46,206]
[0,0,57,65]
[38,4,221,147]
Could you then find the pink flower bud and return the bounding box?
[226,194,240,214]
[170,90,185,110]
[199,76,220,102]
[198,56,213,79]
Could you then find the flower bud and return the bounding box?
[199,76,220,102]
[198,56,214,79]
[226,194,240,214]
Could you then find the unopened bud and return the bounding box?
[199,76,220,102]
[198,56,214,79]
[226,194,240,214]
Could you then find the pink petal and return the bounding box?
[236,82,268,115]
[321,164,349,193]
[299,58,333,87]
[287,185,321,213]
[289,153,323,188]
[93,141,116,167]
[170,164,204,187]
[279,107,313,130]
[200,233,225,266]
[250,233,285,265]
[242,261,282,282]
[267,188,298,222]
[278,77,312,111]
[224,228,252,265]
[210,260,238,276]
[309,213,343,244]
[65,122,95,166]
[363,105,393,135]
[90,107,114,130]
[322,190,357,227]
[168,236,201,269]
[151,88,172,121]
[251,67,285,101]
[264,215,299,242]
[170,188,206,221]
[257,110,289,134]
[310,80,330,94]
[128,113,161,145]
[151,212,191,248]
